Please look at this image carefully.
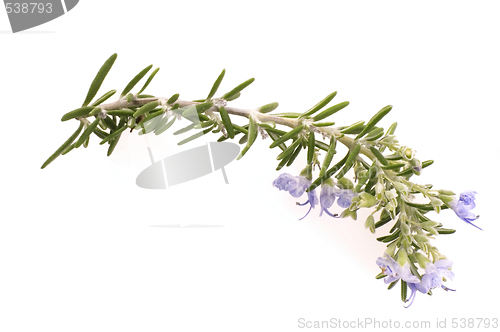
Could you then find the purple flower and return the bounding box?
[376,254,420,284]
[420,259,455,292]
[297,188,319,220]
[450,191,481,230]
[376,254,398,279]
[319,184,356,218]
[337,190,356,208]
[272,173,318,220]
[272,173,308,197]
[377,254,424,308]
[405,259,455,308]
[319,184,338,217]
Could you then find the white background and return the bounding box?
[1,1,499,331]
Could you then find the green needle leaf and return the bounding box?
[436,228,456,235]
[107,135,120,156]
[167,93,179,104]
[267,131,286,151]
[247,116,258,148]
[286,143,303,166]
[314,140,330,151]
[106,109,135,117]
[225,92,240,101]
[61,143,75,155]
[137,67,160,95]
[174,123,196,135]
[61,106,95,121]
[355,105,392,139]
[335,143,361,179]
[237,116,258,160]
[239,134,248,144]
[41,121,84,169]
[178,126,214,145]
[207,69,225,100]
[133,101,159,117]
[75,118,100,148]
[91,89,116,107]
[107,117,126,156]
[312,101,349,122]
[269,125,304,149]
[276,153,292,170]
[386,122,398,136]
[92,127,109,140]
[401,281,408,302]
[100,126,127,145]
[120,65,153,97]
[155,117,176,135]
[300,91,337,118]
[102,116,117,131]
[194,120,214,129]
[308,152,350,192]
[319,136,337,177]
[382,162,406,170]
[369,146,389,166]
[258,102,279,113]
[233,124,249,135]
[277,139,301,160]
[222,78,255,100]
[307,132,315,164]
[312,121,335,127]
[218,106,234,139]
[272,112,302,118]
[365,127,385,141]
[195,102,214,113]
[340,120,365,134]
[82,53,117,107]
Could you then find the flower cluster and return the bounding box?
[377,254,454,308]
[272,173,356,220]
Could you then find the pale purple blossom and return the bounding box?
[450,191,481,230]
[319,186,356,217]
[272,173,318,220]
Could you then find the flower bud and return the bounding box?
[413,234,429,243]
[410,158,422,174]
[396,248,409,266]
[385,189,397,200]
[385,201,395,213]
[364,214,375,233]
[385,242,397,257]
[337,177,354,190]
[375,182,385,200]
[438,189,455,196]
[430,197,444,206]
[393,182,408,194]
[399,146,415,161]
[357,192,377,208]
[400,221,410,235]
[430,197,443,213]
[340,208,357,220]
[413,252,431,269]
[438,194,454,205]
[322,177,335,187]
